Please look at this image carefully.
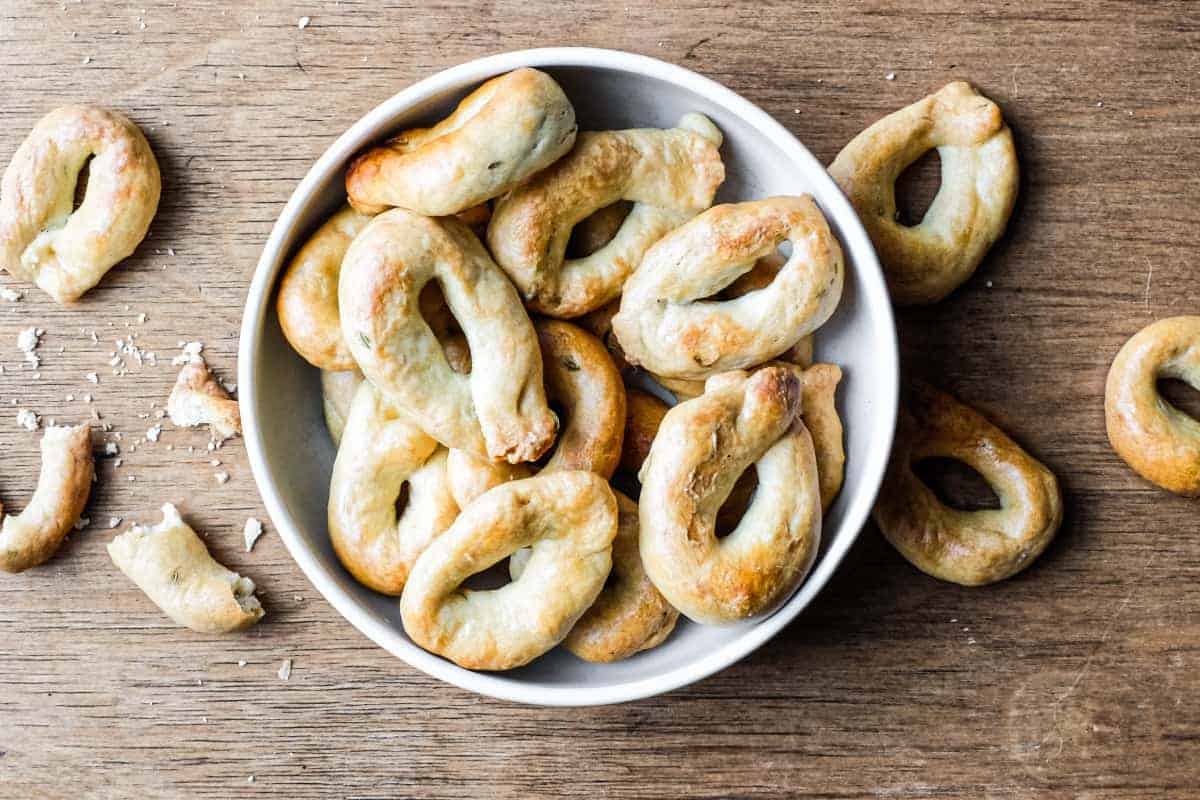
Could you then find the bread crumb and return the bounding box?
[885,71,896,80]
[238,659,247,667]
[109,517,121,528]
[215,471,230,484]
[16,409,39,431]
[244,518,263,551]
[86,372,99,384]
[298,15,310,28]
[104,442,120,456]
[17,327,42,368]
[146,425,161,442]
[0,287,21,302]
[278,658,292,680]
[171,341,203,366]
[74,516,90,531]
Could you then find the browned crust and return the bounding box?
[873,380,1062,586]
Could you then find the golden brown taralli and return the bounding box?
[277,206,371,370]
[167,357,241,440]
[0,105,160,303]
[511,491,677,662]
[0,424,93,573]
[488,113,724,318]
[346,68,577,217]
[328,383,458,595]
[339,209,556,463]
[400,471,617,671]
[828,81,1018,305]
[873,380,1062,586]
[614,196,843,379]
[638,367,822,624]
[1105,316,1200,496]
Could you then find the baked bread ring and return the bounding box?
[0,424,93,573]
[1105,316,1200,495]
[1,105,160,303]
[107,503,264,633]
[614,196,843,380]
[828,81,1018,305]
[511,491,677,662]
[400,471,617,671]
[278,206,371,370]
[167,357,241,440]
[795,363,845,512]
[487,113,725,318]
[339,208,557,463]
[444,319,626,507]
[346,68,577,217]
[328,382,459,595]
[873,380,1062,586]
[320,368,363,447]
[639,367,821,624]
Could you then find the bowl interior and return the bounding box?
[244,51,897,704]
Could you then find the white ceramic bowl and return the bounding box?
[240,47,898,706]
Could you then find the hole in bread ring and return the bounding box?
[346,68,577,217]
[445,319,626,507]
[107,504,264,633]
[828,81,1018,305]
[339,208,557,464]
[510,491,677,662]
[0,105,160,303]
[399,471,617,671]
[488,113,725,318]
[1106,316,1200,496]
[613,196,844,380]
[0,424,94,573]
[873,380,1062,586]
[638,366,822,624]
[328,382,459,595]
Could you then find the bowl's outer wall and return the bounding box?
[241,48,897,705]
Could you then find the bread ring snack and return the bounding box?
[0,105,160,303]
[346,68,577,217]
[167,357,241,440]
[639,367,821,624]
[320,368,363,447]
[339,208,556,463]
[277,206,371,370]
[487,113,725,318]
[873,381,1061,586]
[1105,316,1200,495]
[445,319,625,506]
[795,363,845,512]
[828,81,1018,305]
[614,196,843,380]
[328,382,458,595]
[107,503,264,633]
[400,471,617,671]
[0,424,93,573]
[511,491,677,662]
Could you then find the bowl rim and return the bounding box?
[239,46,899,707]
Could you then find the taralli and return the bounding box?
[107,503,264,633]
[320,368,363,447]
[795,363,845,512]
[346,68,577,216]
[511,491,677,662]
[444,319,625,506]
[614,196,844,379]
[277,206,371,370]
[828,81,1018,305]
[328,383,458,595]
[0,105,160,303]
[167,357,241,440]
[1105,316,1200,495]
[0,425,93,573]
[400,471,617,671]
[639,367,822,624]
[488,112,725,317]
[339,208,556,463]
[873,381,1062,586]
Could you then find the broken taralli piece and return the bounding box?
[167,357,241,440]
[107,503,264,633]
[0,424,94,573]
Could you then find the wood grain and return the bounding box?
[1,1,1198,797]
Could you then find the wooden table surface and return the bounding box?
[1,1,1198,797]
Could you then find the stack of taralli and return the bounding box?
[278,68,850,670]
[830,81,1065,586]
